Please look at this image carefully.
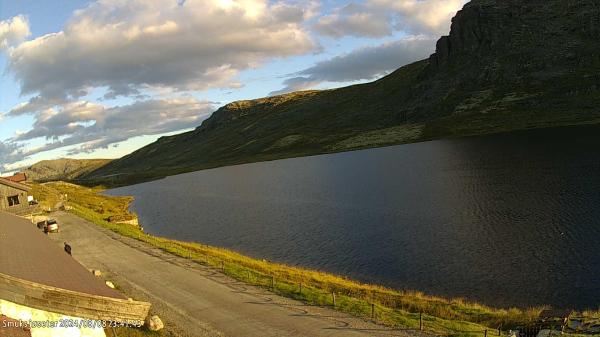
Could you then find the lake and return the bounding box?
[108,125,600,310]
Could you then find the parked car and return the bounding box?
[44,219,59,233]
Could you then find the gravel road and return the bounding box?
[47,211,427,337]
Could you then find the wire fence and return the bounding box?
[145,238,537,337]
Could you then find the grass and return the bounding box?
[31,182,599,337]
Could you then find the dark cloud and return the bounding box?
[15,98,215,157]
[0,141,26,172]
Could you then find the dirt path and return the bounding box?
[47,211,427,337]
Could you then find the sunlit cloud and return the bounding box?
[7,0,316,100]
[315,0,465,38]
[0,15,30,52]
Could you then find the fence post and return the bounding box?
[271,276,275,289]
[332,292,336,308]
[419,312,423,330]
[484,329,487,337]
[220,261,224,272]
[299,282,302,295]
[371,303,375,319]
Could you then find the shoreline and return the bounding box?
[78,122,600,189]
[31,181,599,336]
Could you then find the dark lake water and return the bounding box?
[108,125,600,310]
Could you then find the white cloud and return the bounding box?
[0,15,30,52]
[314,0,465,38]
[271,36,435,95]
[13,98,215,157]
[7,0,316,100]
[376,0,467,34]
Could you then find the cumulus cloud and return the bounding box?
[12,98,215,157]
[7,0,316,100]
[0,15,30,52]
[271,36,435,95]
[315,0,465,38]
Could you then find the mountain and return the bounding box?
[23,158,112,182]
[84,0,600,186]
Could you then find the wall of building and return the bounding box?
[0,184,29,212]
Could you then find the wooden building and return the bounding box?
[0,212,151,337]
[0,178,31,213]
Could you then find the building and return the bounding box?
[5,173,27,183]
[0,178,31,214]
[0,212,151,337]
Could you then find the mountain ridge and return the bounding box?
[22,158,112,182]
[83,0,600,186]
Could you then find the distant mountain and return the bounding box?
[84,0,600,186]
[24,158,112,182]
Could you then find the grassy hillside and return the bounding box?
[84,0,600,186]
[23,158,112,182]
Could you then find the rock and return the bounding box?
[536,329,561,337]
[105,281,115,289]
[92,269,102,277]
[145,315,164,331]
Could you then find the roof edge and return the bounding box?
[0,178,31,192]
[0,271,151,323]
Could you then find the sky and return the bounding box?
[0,0,465,173]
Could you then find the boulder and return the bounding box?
[92,269,102,277]
[145,315,164,331]
[105,281,115,289]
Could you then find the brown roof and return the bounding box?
[0,211,124,299]
[5,173,26,183]
[0,178,30,192]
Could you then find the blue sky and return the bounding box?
[0,0,464,173]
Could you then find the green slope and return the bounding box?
[84,0,600,186]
